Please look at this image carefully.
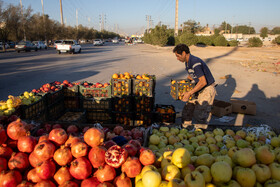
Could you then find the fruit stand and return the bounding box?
[0,73,280,186]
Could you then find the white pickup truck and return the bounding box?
[56,40,81,54]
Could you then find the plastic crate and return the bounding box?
[82,98,112,111]
[111,78,132,97]
[57,109,86,123]
[64,96,81,109]
[112,96,133,112]
[134,96,154,113]
[79,84,111,99]
[170,79,196,100]
[47,99,65,121]
[154,104,176,123]
[134,112,155,127]
[21,96,47,121]
[86,110,113,124]
[63,85,79,97]
[46,87,64,106]
[113,112,134,126]
[133,75,156,97]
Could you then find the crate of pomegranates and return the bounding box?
[79,81,111,99]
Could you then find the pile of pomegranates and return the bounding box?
[0,117,156,186]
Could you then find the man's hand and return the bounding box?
[181,91,191,102]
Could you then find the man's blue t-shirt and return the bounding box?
[185,54,215,86]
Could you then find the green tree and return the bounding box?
[260,27,268,38]
[248,37,263,47]
[219,21,232,33]
[274,36,280,45]
[182,20,202,34]
[177,32,198,46]
[232,25,256,34]
[213,35,228,46]
[271,27,280,34]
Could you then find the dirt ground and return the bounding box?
[147,44,280,129]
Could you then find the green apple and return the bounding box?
[227,146,239,158]
[181,139,190,145]
[215,155,234,168]
[205,131,214,138]
[149,144,159,151]
[190,156,197,165]
[170,127,180,135]
[206,137,216,145]
[194,128,203,136]
[152,129,159,134]
[226,139,236,149]
[236,167,256,187]
[214,135,223,142]
[236,130,246,139]
[245,132,257,143]
[142,170,162,187]
[174,142,183,149]
[269,162,280,181]
[251,164,271,183]
[264,179,280,187]
[186,132,195,138]
[208,144,220,153]
[165,132,173,138]
[141,165,158,177]
[159,126,169,132]
[211,151,222,158]
[271,137,280,148]
[220,149,228,155]
[184,144,194,154]
[167,178,185,187]
[232,166,242,179]
[195,153,215,168]
[195,165,212,183]
[166,145,175,151]
[162,164,181,181]
[179,128,188,135]
[191,142,199,149]
[225,129,235,137]
[211,161,232,183]
[161,158,172,169]
[158,141,167,149]
[184,171,205,187]
[252,141,261,149]
[236,139,249,148]
[178,133,187,141]
[255,145,275,164]
[189,137,198,143]
[213,128,224,136]
[196,134,206,142]
[181,164,195,179]
[150,134,161,145]
[169,135,180,145]
[220,180,241,187]
[194,146,209,156]
[232,148,256,167]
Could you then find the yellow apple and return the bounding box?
[142,170,162,187]
[171,148,191,168]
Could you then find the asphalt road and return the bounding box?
[0,42,279,128]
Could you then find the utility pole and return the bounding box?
[41,0,47,44]
[20,0,26,41]
[225,21,227,34]
[59,0,64,26]
[248,22,251,34]
[146,15,151,33]
[174,0,179,36]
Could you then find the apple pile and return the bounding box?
[0,118,158,186]
[80,81,110,89]
[140,126,280,187]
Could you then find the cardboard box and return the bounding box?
[230,99,256,115]
[211,99,232,117]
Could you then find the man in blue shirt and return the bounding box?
[173,44,216,128]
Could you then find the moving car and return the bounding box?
[15,41,38,53]
[93,39,103,46]
[32,41,47,49]
[56,40,81,54]
[112,37,119,44]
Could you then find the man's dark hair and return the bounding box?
[173,44,190,54]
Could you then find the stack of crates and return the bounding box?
[46,87,65,121]
[154,104,176,124]
[63,84,81,109]
[79,82,113,124]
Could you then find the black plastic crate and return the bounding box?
[46,87,64,106]
[20,95,47,120]
[111,78,132,97]
[63,85,79,97]
[154,104,176,123]
[134,112,155,127]
[134,96,154,113]
[133,75,156,97]
[113,112,134,126]
[112,96,133,112]
[47,99,65,121]
[79,84,111,99]
[64,96,81,109]
[57,109,86,123]
[86,110,113,124]
[170,79,195,100]
[82,97,112,110]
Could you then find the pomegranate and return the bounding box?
[106,132,117,140]
[35,159,56,180]
[0,157,7,172]
[0,170,22,187]
[113,126,124,135]
[36,129,47,137]
[94,164,116,183]
[49,128,68,146]
[29,151,42,167]
[84,128,104,147]
[34,180,56,187]
[82,126,90,133]
[67,125,79,134]
[131,128,143,139]
[7,115,18,123]
[128,140,141,152]
[121,157,142,178]
[81,177,100,187]
[139,148,156,166]
[54,166,72,185]
[123,136,132,141]
[53,145,73,166]
[7,118,29,140]
[97,182,114,187]
[33,140,56,161]
[88,146,107,168]
[71,141,88,158]
[59,181,79,187]
[17,133,37,153]
[113,173,132,187]
[16,180,34,187]
[52,124,62,129]
[38,134,49,143]
[0,144,13,158]
[27,168,42,183]
[70,157,92,180]
[65,135,81,147]
[44,123,52,133]
[105,145,128,168]
[8,152,29,171]
[6,138,18,150]
[102,127,110,135]
[122,143,137,157]
[0,126,7,144]
[104,140,117,150]
[120,130,132,137]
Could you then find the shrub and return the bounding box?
[177,32,198,46]
[197,36,213,46]
[274,36,280,45]
[248,37,263,47]
[228,40,239,46]
[213,35,228,46]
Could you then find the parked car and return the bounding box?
[54,40,63,48]
[112,37,119,44]
[15,41,38,53]
[8,41,16,48]
[0,42,10,49]
[56,39,81,54]
[32,41,47,49]
[93,39,103,46]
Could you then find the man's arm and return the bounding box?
[181,76,207,102]
[187,75,193,81]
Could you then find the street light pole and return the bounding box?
[20,0,26,41]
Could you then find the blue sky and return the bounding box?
[3,0,280,36]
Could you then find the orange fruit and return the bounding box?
[112,73,119,79]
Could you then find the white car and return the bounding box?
[112,38,119,44]
[93,39,103,46]
[54,40,63,48]
[56,40,81,54]
[32,41,47,49]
